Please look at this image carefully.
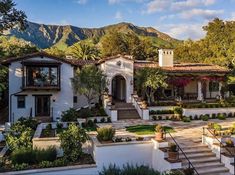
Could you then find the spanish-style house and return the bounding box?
[1,49,229,122]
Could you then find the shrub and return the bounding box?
[152,115,157,121]
[11,147,57,165]
[35,147,57,163]
[158,116,162,120]
[155,125,164,133]
[107,117,111,123]
[12,163,29,171]
[201,115,209,121]
[56,122,63,129]
[212,113,216,119]
[39,161,54,168]
[168,143,177,152]
[78,108,93,118]
[59,123,87,162]
[183,168,194,175]
[11,148,36,165]
[217,113,226,120]
[6,127,33,151]
[61,108,79,122]
[225,139,234,147]
[213,123,222,131]
[87,119,95,127]
[97,107,107,116]
[189,116,193,120]
[150,110,156,115]
[97,127,115,142]
[182,117,191,122]
[12,117,38,131]
[94,118,98,123]
[228,112,233,118]
[99,164,160,175]
[53,158,68,167]
[100,117,105,123]
[174,107,183,115]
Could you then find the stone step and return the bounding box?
[198,166,230,175]
[180,152,215,159]
[118,109,140,119]
[183,147,211,154]
[183,156,219,164]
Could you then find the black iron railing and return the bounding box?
[165,131,199,175]
[203,127,235,175]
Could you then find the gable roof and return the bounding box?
[98,54,134,64]
[0,52,97,66]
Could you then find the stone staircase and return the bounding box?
[114,102,140,120]
[173,137,232,175]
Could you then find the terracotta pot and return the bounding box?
[168,151,179,161]
[155,132,164,141]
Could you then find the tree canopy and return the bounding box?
[135,67,168,104]
[0,0,27,33]
[71,65,106,109]
[175,18,235,68]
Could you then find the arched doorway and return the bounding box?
[112,75,126,102]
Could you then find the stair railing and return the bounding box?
[165,131,199,175]
[203,127,235,175]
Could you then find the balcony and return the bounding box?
[22,65,61,90]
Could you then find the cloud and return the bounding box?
[157,22,207,40]
[115,11,123,20]
[144,0,217,14]
[76,0,88,5]
[108,0,144,4]
[230,12,235,20]
[180,9,224,20]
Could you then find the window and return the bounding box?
[209,81,219,92]
[26,66,59,87]
[73,96,78,103]
[17,96,25,108]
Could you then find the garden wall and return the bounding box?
[91,136,153,171]
[183,107,235,117]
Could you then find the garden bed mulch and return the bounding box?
[0,154,95,173]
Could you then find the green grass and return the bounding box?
[126,125,174,135]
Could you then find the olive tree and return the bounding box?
[71,65,106,109]
[135,67,167,104]
[59,124,87,162]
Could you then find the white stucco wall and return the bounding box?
[99,56,134,103]
[8,56,74,122]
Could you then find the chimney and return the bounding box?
[158,49,174,67]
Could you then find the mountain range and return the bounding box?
[4,21,179,50]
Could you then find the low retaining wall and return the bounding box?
[149,106,177,111]
[183,108,235,117]
[91,136,153,171]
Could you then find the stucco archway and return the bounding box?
[111,75,126,102]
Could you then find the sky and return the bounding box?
[14,0,235,40]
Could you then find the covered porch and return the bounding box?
[160,75,225,102]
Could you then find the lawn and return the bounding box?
[126,125,174,135]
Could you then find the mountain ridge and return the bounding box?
[5,21,179,49]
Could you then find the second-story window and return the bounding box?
[26,66,59,87]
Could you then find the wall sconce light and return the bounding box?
[52,96,56,102]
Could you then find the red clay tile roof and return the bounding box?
[134,61,230,74]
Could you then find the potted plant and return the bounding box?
[155,125,164,141]
[142,101,148,109]
[225,139,235,156]
[168,143,179,161]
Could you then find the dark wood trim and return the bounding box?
[23,87,60,90]
[34,95,51,117]
[32,94,53,96]
[14,94,28,96]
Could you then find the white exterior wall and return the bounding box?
[9,57,74,122]
[99,56,134,103]
[158,49,174,67]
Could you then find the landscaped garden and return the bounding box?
[0,117,95,172]
[126,125,174,135]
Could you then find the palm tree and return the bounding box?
[70,42,100,60]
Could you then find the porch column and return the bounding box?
[219,82,222,97]
[197,81,203,101]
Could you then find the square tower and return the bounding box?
[158,49,174,67]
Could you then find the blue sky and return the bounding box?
[14,0,235,40]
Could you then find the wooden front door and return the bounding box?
[35,96,50,116]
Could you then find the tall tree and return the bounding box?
[68,41,100,60]
[135,67,167,104]
[71,65,106,109]
[0,0,27,33]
